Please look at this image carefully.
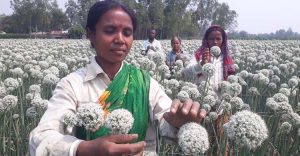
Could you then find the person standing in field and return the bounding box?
[29,1,207,156]
[184,25,236,90]
[141,28,162,59]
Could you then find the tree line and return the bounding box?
[0,0,238,39]
[229,28,300,40]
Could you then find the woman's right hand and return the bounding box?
[76,134,146,156]
[201,48,210,65]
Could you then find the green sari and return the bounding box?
[76,63,150,142]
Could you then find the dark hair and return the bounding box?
[86,0,137,32]
[147,27,156,34]
[202,25,229,55]
[171,36,181,44]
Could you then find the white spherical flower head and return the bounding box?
[177,90,190,102]
[77,103,105,132]
[203,95,216,107]
[178,122,210,155]
[229,83,242,97]
[273,93,288,103]
[202,63,215,77]
[210,46,221,57]
[1,95,18,112]
[186,87,200,100]
[63,112,78,127]
[288,78,298,88]
[230,97,244,110]
[29,84,41,94]
[279,88,291,97]
[279,122,292,134]
[104,108,134,135]
[42,74,59,85]
[223,110,268,149]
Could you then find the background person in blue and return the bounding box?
[166,36,184,69]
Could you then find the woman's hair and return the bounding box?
[201,25,229,55]
[195,25,235,80]
[171,36,181,44]
[86,0,137,32]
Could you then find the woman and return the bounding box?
[29,1,206,156]
[166,36,184,69]
[195,25,235,80]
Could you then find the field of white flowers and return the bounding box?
[0,39,299,156]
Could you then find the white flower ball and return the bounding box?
[77,103,105,132]
[202,63,215,77]
[177,90,190,102]
[210,46,221,56]
[63,112,78,127]
[104,108,134,135]
[178,122,209,155]
[224,110,268,149]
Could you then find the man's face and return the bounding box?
[148,29,156,40]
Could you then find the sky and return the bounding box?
[1,0,300,34]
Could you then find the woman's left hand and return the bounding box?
[163,99,207,128]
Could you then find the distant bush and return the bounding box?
[68,25,85,39]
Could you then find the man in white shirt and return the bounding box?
[142,28,162,59]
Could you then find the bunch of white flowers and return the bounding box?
[223,110,268,149]
[157,64,170,74]
[210,46,221,56]
[185,87,200,100]
[1,95,18,112]
[279,122,292,134]
[77,103,105,132]
[202,63,215,77]
[229,83,242,97]
[267,82,277,90]
[248,87,260,95]
[177,90,189,102]
[227,75,239,83]
[4,77,20,92]
[230,97,244,110]
[203,95,216,107]
[178,122,209,155]
[279,88,291,96]
[63,112,78,127]
[0,86,7,98]
[104,108,134,134]
[10,67,24,77]
[151,52,165,66]
[42,74,59,85]
[167,79,180,90]
[29,84,41,94]
[282,112,300,127]
[288,78,298,88]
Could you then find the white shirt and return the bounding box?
[29,57,177,156]
[142,39,162,59]
[183,54,223,91]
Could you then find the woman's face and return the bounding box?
[91,8,133,64]
[207,30,223,48]
[171,38,181,52]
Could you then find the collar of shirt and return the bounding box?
[84,56,124,82]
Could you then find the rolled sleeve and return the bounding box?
[149,78,177,139]
[29,77,81,156]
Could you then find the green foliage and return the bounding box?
[3,0,239,39]
[68,25,85,39]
